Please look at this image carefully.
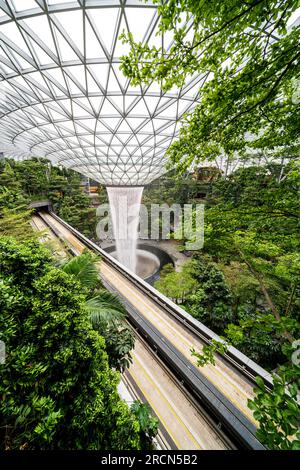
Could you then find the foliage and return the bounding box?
[0,206,33,241]
[0,187,34,240]
[218,261,260,308]
[204,164,300,324]
[191,339,229,367]
[154,262,198,303]
[0,237,143,450]
[192,318,300,450]
[61,251,102,292]
[61,253,135,372]
[103,324,135,372]
[0,186,29,210]
[186,258,235,333]
[0,158,80,199]
[120,0,300,170]
[0,158,97,239]
[86,290,135,372]
[187,256,286,367]
[0,237,53,289]
[57,192,97,239]
[131,401,159,450]
[143,171,205,206]
[86,291,127,328]
[248,362,300,450]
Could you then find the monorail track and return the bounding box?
[32,210,268,450]
[31,214,232,450]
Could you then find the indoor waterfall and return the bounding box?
[106,186,144,273]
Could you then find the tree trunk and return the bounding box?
[239,250,294,343]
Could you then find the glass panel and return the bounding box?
[12,0,37,12]
[89,64,109,89]
[125,8,154,43]
[56,10,84,54]
[88,8,119,54]
[23,16,57,54]
[0,1,212,185]
[100,99,120,116]
[85,18,105,59]
[54,27,78,61]
[48,0,75,4]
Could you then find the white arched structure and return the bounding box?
[0,0,207,185]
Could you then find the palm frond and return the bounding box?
[61,252,100,290]
[86,289,126,328]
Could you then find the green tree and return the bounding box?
[0,186,29,210]
[120,0,300,169]
[61,252,135,372]
[215,261,285,367]
[86,290,135,372]
[61,251,102,291]
[204,164,300,325]
[192,313,300,449]
[0,237,142,450]
[187,258,235,333]
[131,401,159,450]
[248,360,300,450]
[13,159,50,197]
[0,162,21,190]
[155,262,198,304]
[57,192,97,239]
[0,158,97,239]
[0,187,33,240]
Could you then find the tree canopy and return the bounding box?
[0,158,98,240]
[120,0,300,170]
[150,161,300,448]
[0,187,33,240]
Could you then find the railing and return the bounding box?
[46,210,273,389]
[38,210,272,449]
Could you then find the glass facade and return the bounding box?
[0,0,205,185]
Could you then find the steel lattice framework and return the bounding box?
[0,0,208,185]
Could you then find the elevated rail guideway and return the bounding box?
[31,213,232,451]
[32,210,273,450]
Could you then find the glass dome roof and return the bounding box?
[0,0,205,185]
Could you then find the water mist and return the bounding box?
[106,186,144,273]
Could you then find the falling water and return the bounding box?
[106,186,144,273]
